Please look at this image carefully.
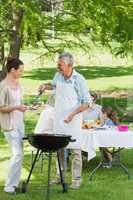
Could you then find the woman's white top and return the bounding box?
[83,104,102,121]
[10,87,24,130]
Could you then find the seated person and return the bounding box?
[83,95,115,168]
[83,92,108,163]
[83,92,104,125]
[103,106,119,126]
[102,108,115,126]
[101,107,119,168]
[110,111,119,125]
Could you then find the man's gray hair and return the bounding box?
[58,52,74,66]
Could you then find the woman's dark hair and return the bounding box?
[6,57,24,73]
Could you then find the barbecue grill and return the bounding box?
[22,133,76,200]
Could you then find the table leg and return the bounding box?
[88,147,131,182]
[112,148,131,180]
[89,162,103,181]
[119,162,131,179]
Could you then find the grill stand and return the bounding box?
[22,149,68,200]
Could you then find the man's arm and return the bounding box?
[38,72,59,93]
[39,83,53,93]
[64,104,89,123]
[64,74,92,123]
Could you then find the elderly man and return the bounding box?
[39,52,91,189]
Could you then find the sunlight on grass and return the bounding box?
[88,75,133,91]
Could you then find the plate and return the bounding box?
[94,127,107,130]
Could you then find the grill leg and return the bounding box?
[57,151,68,193]
[46,151,52,200]
[22,149,40,193]
[27,149,40,184]
[41,152,45,173]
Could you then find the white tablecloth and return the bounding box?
[34,107,133,161]
[81,129,133,161]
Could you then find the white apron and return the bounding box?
[54,80,82,149]
[34,105,54,134]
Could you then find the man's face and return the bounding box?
[57,59,70,77]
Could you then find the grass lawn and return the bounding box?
[0,135,133,200]
[19,47,133,94]
[0,49,133,200]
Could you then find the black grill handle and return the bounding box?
[32,90,44,105]
[23,137,28,140]
[70,138,76,142]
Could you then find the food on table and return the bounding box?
[95,120,101,125]
[82,120,94,129]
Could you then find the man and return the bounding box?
[39,52,91,189]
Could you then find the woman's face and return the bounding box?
[91,95,96,103]
[103,113,108,120]
[10,65,24,79]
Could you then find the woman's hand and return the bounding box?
[16,105,27,112]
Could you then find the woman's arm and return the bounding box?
[0,105,27,113]
[0,84,27,113]
[0,105,18,113]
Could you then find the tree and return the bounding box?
[0,0,132,61]
[63,0,133,56]
[9,4,24,58]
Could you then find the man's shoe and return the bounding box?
[70,179,82,189]
[14,186,21,193]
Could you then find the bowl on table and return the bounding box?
[117,125,129,132]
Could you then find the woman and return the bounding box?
[83,92,113,168]
[0,57,27,194]
[83,92,103,123]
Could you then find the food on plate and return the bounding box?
[95,120,101,125]
[82,122,93,129]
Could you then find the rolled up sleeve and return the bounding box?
[78,77,92,105]
[51,72,59,89]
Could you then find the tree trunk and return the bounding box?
[0,67,7,81]
[0,43,4,63]
[9,8,24,59]
[0,42,6,81]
